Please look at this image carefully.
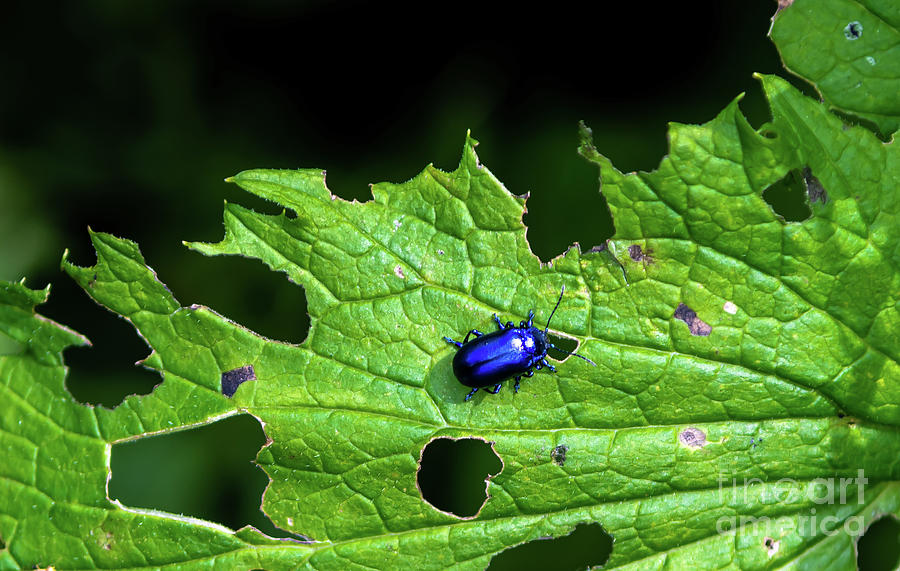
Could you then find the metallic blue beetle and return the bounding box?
[443,286,597,401]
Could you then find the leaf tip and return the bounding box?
[577,119,593,141]
[577,121,603,164]
[465,129,480,149]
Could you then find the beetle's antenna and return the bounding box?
[544,285,566,334]
[544,285,597,367]
[549,345,598,366]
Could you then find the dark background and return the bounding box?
[3,2,895,568]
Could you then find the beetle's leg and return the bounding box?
[533,361,543,371]
[464,387,478,401]
[542,359,557,373]
[462,329,484,344]
[525,309,535,328]
[524,369,535,378]
[443,336,463,348]
[505,321,515,329]
[514,377,520,393]
[493,314,504,330]
[488,384,502,394]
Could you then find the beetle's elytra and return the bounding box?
[443,286,596,401]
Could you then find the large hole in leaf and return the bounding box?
[36,277,159,407]
[762,169,811,222]
[417,437,502,517]
[109,413,291,538]
[857,516,900,571]
[522,134,615,263]
[167,254,309,346]
[488,523,613,571]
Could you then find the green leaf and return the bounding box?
[770,0,900,137]
[2,75,899,570]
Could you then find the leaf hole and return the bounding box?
[417,437,502,518]
[547,332,578,361]
[168,253,309,346]
[857,515,900,571]
[109,413,292,538]
[843,21,863,40]
[488,523,613,571]
[37,277,159,407]
[762,168,812,222]
[522,151,614,263]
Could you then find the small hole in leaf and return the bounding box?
[843,21,863,40]
[417,437,502,517]
[857,516,900,571]
[762,169,811,222]
[110,413,292,538]
[547,333,577,360]
[488,523,613,571]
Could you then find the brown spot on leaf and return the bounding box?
[628,244,653,263]
[551,444,569,466]
[803,167,828,203]
[679,427,707,448]
[221,365,256,397]
[775,0,793,13]
[674,303,711,336]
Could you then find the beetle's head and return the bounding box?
[529,327,549,356]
